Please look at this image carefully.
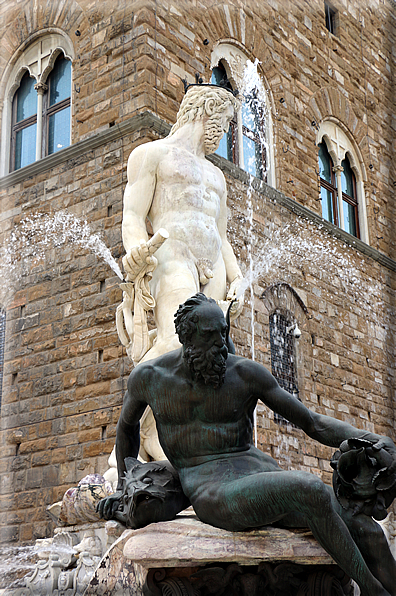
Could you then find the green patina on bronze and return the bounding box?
[98,294,396,596]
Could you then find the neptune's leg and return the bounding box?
[190,469,390,596]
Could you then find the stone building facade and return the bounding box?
[0,0,394,544]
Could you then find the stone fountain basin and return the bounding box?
[122,512,332,567]
[85,511,338,595]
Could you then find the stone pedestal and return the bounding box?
[85,512,354,596]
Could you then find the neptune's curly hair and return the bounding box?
[174,293,216,346]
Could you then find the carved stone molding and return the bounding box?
[144,563,353,596]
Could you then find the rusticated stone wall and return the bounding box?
[0,0,394,544]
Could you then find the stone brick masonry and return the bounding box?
[0,0,394,544]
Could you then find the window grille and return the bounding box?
[0,309,5,410]
[269,311,299,424]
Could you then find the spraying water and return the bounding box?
[233,59,388,329]
[235,219,387,327]
[0,210,123,307]
[228,59,391,457]
[239,59,271,447]
[0,543,37,590]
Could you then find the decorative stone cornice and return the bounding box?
[1,111,394,273]
[0,112,169,190]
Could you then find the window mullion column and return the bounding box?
[357,179,368,242]
[333,164,344,230]
[237,107,244,169]
[34,82,47,161]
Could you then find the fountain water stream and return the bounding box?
[229,59,391,463]
[236,60,387,326]
[0,210,123,308]
[1,62,393,595]
[0,543,37,591]
[239,59,272,448]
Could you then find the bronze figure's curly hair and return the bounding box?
[174,293,217,346]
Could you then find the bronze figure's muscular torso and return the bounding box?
[100,294,396,596]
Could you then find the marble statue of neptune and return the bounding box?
[116,84,244,460]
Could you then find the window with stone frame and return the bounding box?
[11,53,71,171]
[0,309,5,410]
[1,34,74,177]
[269,311,301,426]
[211,61,266,181]
[324,2,338,36]
[210,44,274,185]
[318,141,360,239]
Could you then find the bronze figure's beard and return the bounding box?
[204,115,226,154]
[184,343,228,388]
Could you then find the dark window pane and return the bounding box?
[343,200,357,236]
[0,309,5,410]
[16,73,37,121]
[243,134,262,179]
[318,142,332,182]
[48,106,70,154]
[15,123,37,169]
[215,121,233,162]
[242,100,258,133]
[211,64,232,90]
[211,65,234,163]
[341,156,355,197]
[321,186,335,223]
[325,3,337,34]
[216,131,228,160]
[49,57,71,106]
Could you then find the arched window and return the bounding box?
[318,142,359,237]
[261,282,308,425]
[317,120,367,241]
[10,53,71,171]
[0,309,5,410]
[1,34,74,176]
[210,44,275,186]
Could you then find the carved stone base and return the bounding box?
[85,513,354,596]
[144,563,353,596]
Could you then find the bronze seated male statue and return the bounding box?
[98,293,396,596]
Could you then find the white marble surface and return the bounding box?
[122,513,333,568]
[117,85,244,462]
